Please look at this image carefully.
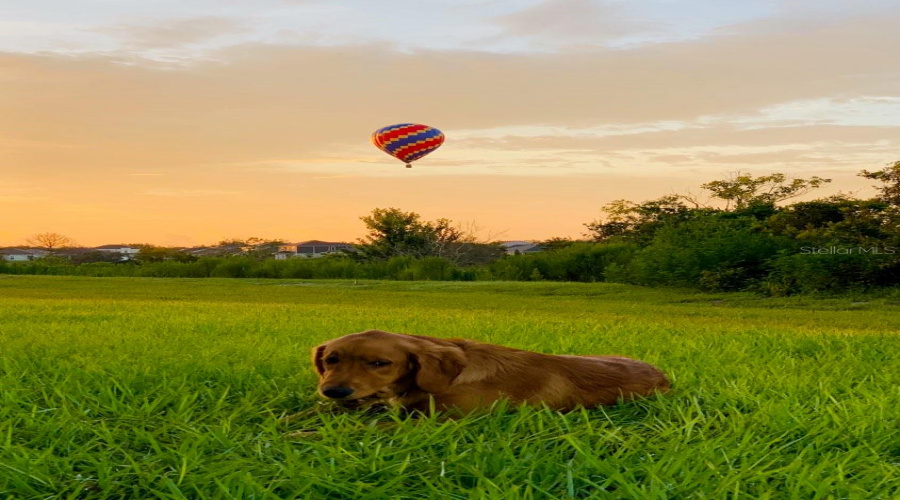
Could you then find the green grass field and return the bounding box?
[1,276,898,499]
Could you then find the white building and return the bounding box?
[500,241,543,255]
[0,248,49,261]
[275,240,354,259]
[94,245,141,261]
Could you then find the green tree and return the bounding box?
[69,250,126,265]
[537,237,579,250]
[354,208,500,264]
[137,246,198,263]
[584,195,698,243]
[699,172,831,211]
[606,216,786,291]
[355,208,436,260]
[859,160,900,206]
[212,237,286,259]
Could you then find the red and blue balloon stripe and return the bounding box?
[371,123,445,168]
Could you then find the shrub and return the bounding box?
[489,242,638,282]
[762,250,900,296]
[609,216,785,291]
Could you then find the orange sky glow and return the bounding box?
[2,0,898,247]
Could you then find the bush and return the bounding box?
[609,216,786,291]
[136,259,219,278]
[489,242,638,282]
[762,250,900,296]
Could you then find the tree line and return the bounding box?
[4,161,899,295]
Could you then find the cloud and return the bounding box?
[2,7,897,182]
[2,1,897,246]
[451,124,899,152]
[7,12,897,135]
[491,0,652,45]
[141,189,244,197]
[92,17,249,49]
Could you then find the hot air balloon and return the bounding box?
[371,123,444,168]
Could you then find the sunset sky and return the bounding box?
[3,0,899,247]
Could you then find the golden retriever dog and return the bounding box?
[312,330,669,414]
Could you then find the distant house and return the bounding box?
[93,244,141,261]
[55,248,94,260]
[0,248,49,261]
[500,241,543,255]
[186,246,233,258]
[275,240,354,260]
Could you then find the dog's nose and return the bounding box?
[322,386,354,399]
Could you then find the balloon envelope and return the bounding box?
[371,123,444,167]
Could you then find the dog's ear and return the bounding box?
[412,344,466,394]
[311,344,326,376]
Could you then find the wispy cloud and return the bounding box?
[1,1,897,244]
[141,189,244,197]
[490,0,653,47]
[0,180,46,204]
[91,16,250,49]
[311,174,357,180]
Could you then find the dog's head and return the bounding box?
[311,330,466,407]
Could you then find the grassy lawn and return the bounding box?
[0,275,898,498]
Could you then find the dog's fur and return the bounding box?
[312,330,669,413]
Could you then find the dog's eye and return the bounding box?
[324,356,339,364]
[369,360,392,367]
